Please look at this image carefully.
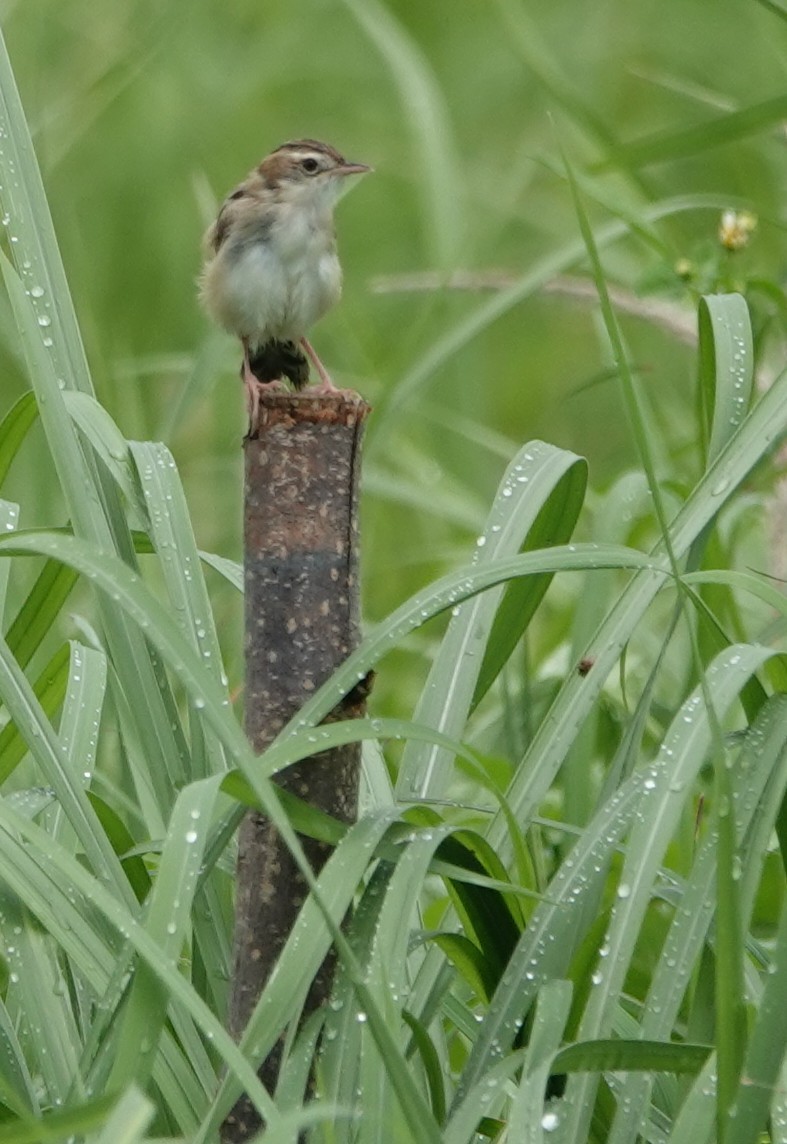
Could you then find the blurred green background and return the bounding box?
[2,0,786,708]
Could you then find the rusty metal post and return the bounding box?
[222,392,371,1142]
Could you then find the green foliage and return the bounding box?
[1,3,787,1142]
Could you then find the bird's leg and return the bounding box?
[241,338,261,433]
[300,337,340,394]
[241,337,286,434]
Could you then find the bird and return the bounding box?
[199,138,371,429]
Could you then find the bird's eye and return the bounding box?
[300,157,320,174]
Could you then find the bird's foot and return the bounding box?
[308,378,362,400]
[243,373,286,437]
[242,336,286,435]
[298,336,361,400]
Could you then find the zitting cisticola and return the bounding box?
[200,139,370,430]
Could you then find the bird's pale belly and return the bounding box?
[211,240,342,346]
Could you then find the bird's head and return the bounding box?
[258,140,371,209]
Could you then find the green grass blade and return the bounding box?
[352,828,451,1143]
[600,93,787,170]
[443,1050,528,1144]
[0,996,38,1117]
[714,727,747,1139]
[506,979,572,1141]
[667,1054,718,1144]
[91,1087,155,1144]
[553,1039,711,1075]
[0,497,17,618]
[4,556,78,667]
[318,863,395,1141]
[396,440,586,801]
[4,902,83,1106]
[130,441,228,697]
[63,392,140,511]
[0,392,37,488]
[558,643,773,1142]
[337,0,463,266]
[724,895,787,1143]
[448,777,643,1112]
[0,1094,126,1144]
[0,37,196,832]
[195,810,442,1142]
[608,693,787,1141]
[486,360,787,857]
[698,294,754,463]
[0,793,279,1125]
[0,642,69,783]
[0,31,93,398]
[473,450,587,710]
[401,1009,447,1126]
[58,641,106,783]
[108,777,220,1094]
[0,632,129,894]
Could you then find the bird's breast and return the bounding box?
[204,207,342,344]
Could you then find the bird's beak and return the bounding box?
[337,162,373,177]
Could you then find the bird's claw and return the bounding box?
[244,375,287,437]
